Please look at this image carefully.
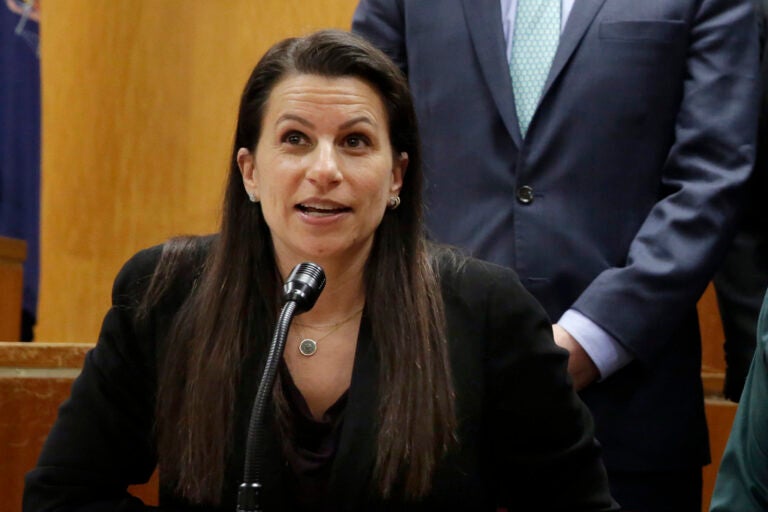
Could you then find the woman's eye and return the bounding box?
[345,134,370,148]
[283,131,307,145]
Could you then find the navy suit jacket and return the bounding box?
[353,0,761,471]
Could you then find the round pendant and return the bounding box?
[299,338,318,356]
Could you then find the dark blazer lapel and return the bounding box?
[327,317,379,509]
[461,0,523,147]
[541,0,607,100]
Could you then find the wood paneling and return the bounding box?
[703,398,738,511]
[701,283,727,375]
[0,342,90,511]
[0,341,159,508]
[698,284,738,511]
[0,236,26,341]
[0,340,86,368]
[37,0,357,343]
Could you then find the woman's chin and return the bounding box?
[282,240,373,270]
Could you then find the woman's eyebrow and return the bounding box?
[276,113,314,128]
[339,116,374,130]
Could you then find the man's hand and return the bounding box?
[552,324,600,391]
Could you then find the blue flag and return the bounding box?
[1,0,40,340]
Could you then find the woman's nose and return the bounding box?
[306,142,343,188]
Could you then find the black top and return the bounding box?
[23,237,619,511]
[280,364,347,511]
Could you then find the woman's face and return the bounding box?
[238,73,406,273]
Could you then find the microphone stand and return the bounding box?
[237,263,325,512]
[237,300,296,512]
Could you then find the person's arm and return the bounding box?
[571,0,760,367]
[352,0,408,74]
[23,247,164,512]
[710,290,768,511]
[477,262,618,511]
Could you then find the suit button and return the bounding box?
[517,185,534,204]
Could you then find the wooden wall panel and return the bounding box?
[698,284,738,511]
[0,341,159,508]
[0,237,26,341]
[0,342,91,512]
[701,283,727,375]
[37,1,357,342]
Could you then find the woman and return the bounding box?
[24,30,617,511]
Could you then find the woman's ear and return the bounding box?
[390,151,408,196]
[237,148,259,202]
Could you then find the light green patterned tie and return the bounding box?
[510,0,561,137]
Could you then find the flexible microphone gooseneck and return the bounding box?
[237,262,326,512]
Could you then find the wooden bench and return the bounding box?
[0,342,158,510]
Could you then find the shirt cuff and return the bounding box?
[558,309,633,380]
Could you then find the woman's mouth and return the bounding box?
[296,202,351,216]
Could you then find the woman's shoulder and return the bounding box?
[430,244,522,294]
[429,243,551,326]
[112,234,216,309]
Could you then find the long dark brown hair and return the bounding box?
[150,30,456,505]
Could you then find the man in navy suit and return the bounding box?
[353,1,761,510]
[712,0,768,404]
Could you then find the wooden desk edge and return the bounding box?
[0,342,94,368]
[0,236,27,262]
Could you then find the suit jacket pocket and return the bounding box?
[598,20,685,44]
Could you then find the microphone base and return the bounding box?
[236,481,263,512]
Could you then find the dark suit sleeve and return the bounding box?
[467,262,618,511]
[573,0,761,363]
[352,0,408,74]
[23,247,164,512]
[713,0,768,401]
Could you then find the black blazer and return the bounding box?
[24,239,617,511]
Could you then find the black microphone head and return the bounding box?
[282,262,326,313]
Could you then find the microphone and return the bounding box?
[282,262,326,313]
[237,262,326,512]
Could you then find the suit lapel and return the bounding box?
[540,0,607,100]
[461,0,523,147]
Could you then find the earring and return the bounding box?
[247,191,258,203]
[388,196,401,210]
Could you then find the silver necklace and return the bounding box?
[294,308,363,357]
